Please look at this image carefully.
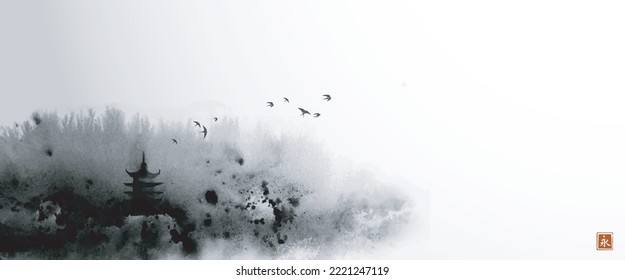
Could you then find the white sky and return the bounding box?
[1,1,625,259]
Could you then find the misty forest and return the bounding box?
[0,108,410,259]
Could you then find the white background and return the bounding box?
[1,1,625,259]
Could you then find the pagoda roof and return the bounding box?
[124,182,163,187]
[126,169,161,179]
[126,152,161,179]
[124,191,163,195]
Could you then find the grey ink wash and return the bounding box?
[0,108,413,259]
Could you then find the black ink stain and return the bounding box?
[261,181,269,196]
[287,198,300,207]
[205,190,218,205]
[277,232,287,244]
[32,113,42,125]
[203,213,212,227]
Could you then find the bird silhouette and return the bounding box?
[313,113,321,118]
[283,97,289,103]
[298,108,311,117]
[267,102,274,107]
[322,94,331,101]
[213,117,218,122]
[200,125,208,139]
[171,139,178,144]
[193,121,201,128]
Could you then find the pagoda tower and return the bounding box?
[124,152,164,215]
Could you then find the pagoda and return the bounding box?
[124,152,164,215]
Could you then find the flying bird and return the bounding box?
[313,113,321,118]
[283,97,289,103]
[298,108,311,117]
[200,125,208,139]
[267,102,274,107]
[193,121,201,128]
[171,139,178,144]
[322,94,331,101]
[213,117,218,122]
